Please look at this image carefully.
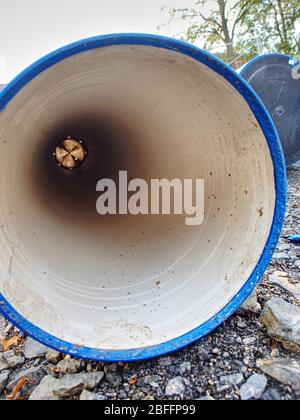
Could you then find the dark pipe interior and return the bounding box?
[29,111,185,238]
[32,112,145,213]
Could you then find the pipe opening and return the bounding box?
[54,137,87,170]
[0,44,276,351]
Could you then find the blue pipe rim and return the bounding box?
[0,33,287,362]
[239,52,298,77]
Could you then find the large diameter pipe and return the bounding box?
[0,35,286,361]
[239,53,300,166]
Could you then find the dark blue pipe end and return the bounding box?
[288,235,300,244]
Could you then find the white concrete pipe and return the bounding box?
[0,35,286,361]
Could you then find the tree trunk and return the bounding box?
[276,0,290,53]
[218,0,235,64]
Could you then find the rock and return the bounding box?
[237,318,247,329]
[0,360,7,373]
[106,372,123,387]
[0,371,9,394]
[239,374,268,400]
[240,290,261,314]
[165,377,186,396]
[289,252,298,262]
[86,364,93,373]
[262,388,281,401]
[257,358,300,391]
[79,390,107,400]
[23,337,49,359]
[292,161,300,169]
[159,356,174,367]
[29,376,59,401]
[197,396,215,400]
[79,389,95,401]
[277,244,290,252]
[4,323,13,336]
[30,371,105,400]
[261,297,300,352]
[219,373,244,386]
[144,375,160,388]
[243,356,250,366]
[53,372,105,398]
[0,351,25,372]
[45,350,61,364]
[118,390,128,399]
[131,390,145,400]
[269,270,288,281]
[105,391,117,398]
[197,344,212,361]
[294,261,300,269]
[6,365,47,393]
[179,361,192,374]
[269,271,300,302]
[216,384,231,393]
[0,316,6,339]
[273,253,290,261]
[56,358,81,374]
[104,363,118,374]
[243,337,256,346]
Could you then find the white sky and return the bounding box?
[1,1,298,84]
[0,0,209,83]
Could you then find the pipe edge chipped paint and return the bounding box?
[0,34,286,362]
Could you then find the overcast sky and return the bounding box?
[0,0,206,83]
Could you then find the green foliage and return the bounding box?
[160,0,252,65]
[239,0,300,55]
[161,0,300,66]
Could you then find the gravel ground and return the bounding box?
[0,164,299,401]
